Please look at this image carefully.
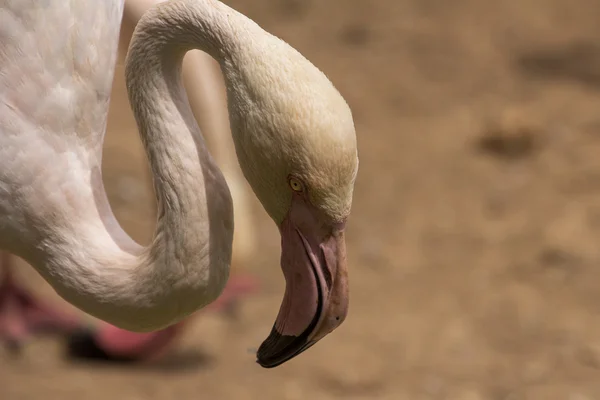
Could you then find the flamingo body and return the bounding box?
[0,0,358,367]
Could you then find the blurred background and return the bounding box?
[4,0,600,398]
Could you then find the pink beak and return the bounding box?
[256,195,349,368]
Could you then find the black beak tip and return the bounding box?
[255,349,299,369]
[255,356,278,369]
[255,327,319,369]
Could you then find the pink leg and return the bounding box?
[0,252,83,353]
[66,274,260,363]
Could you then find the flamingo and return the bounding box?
[0,0,358,368]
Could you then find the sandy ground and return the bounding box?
[4,0,600,398]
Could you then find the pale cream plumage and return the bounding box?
[0,0,358,367]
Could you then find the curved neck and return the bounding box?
[27,0,248,332]
[125,0,239,321]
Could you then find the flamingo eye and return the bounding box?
[289,177,304,192]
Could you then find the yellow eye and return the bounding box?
[289,177,303,192]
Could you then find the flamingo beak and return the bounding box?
[256,196,349,368]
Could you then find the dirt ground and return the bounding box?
[4,0,600,398]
